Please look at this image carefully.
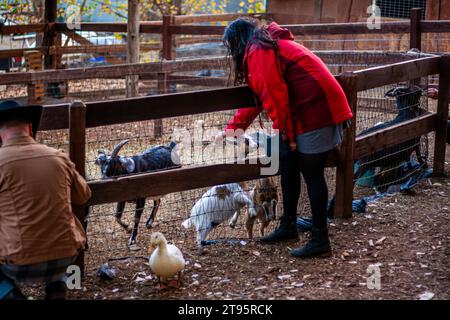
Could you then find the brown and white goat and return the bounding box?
[246,178,278,239]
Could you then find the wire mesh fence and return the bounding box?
[296,34,410,52]
[16,50,433,270]
[353,78,430,196]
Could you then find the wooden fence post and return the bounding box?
[162,15,174,61]
[410,8,423,86]
[25,50,44,104]
[69,101,88,275]
[410,8,422,51]
[433,56,450,176]
[335,73,358,218]
[126,0,140,98]
[154,15,175,138]
[43,0,57,69]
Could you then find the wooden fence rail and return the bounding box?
[0,56,226,85]
[3,19,448,37]
[0,51,433,86]
[1,13,450,61]
[36,55,445,207]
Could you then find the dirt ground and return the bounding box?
[19,145,448,300]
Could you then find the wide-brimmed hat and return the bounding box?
[0,100,42,137]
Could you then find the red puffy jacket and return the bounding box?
[226,22,353,143]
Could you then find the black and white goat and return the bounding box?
[328,85,425,215]
[95,139,180,247]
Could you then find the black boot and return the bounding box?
[45,281,67,300]
[290,228,331,258]
[260,215,298,243]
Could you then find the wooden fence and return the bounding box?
[1,9,450,61]
[0,52,446,270]
[0,11,449,272]
[26,54,448,273]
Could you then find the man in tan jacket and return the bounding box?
[0,100,91,300]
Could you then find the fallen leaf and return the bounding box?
[254,286,268,291]
[135,276,146,283]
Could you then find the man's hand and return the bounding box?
[427,88,439,100]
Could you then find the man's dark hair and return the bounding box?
[0,119,30,130]
[223,18,277,86]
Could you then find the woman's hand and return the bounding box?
[289,142,297,152]
[282,132,297,151]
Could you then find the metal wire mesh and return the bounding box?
[353,79,430,195]
[296,34,410,52]
[376,0,426,19]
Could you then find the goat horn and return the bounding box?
[110,139,129,158]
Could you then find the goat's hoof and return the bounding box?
[128,238,139,249]
[229,223,236,229]
[145,220,153,229]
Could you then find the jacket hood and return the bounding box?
[266,22,294,41]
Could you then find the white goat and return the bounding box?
[182,183,254,254]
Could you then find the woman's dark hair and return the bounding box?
[223,18,277,85]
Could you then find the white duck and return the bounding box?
[148,232,185,288]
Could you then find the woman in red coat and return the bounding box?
[219,19,353,258]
